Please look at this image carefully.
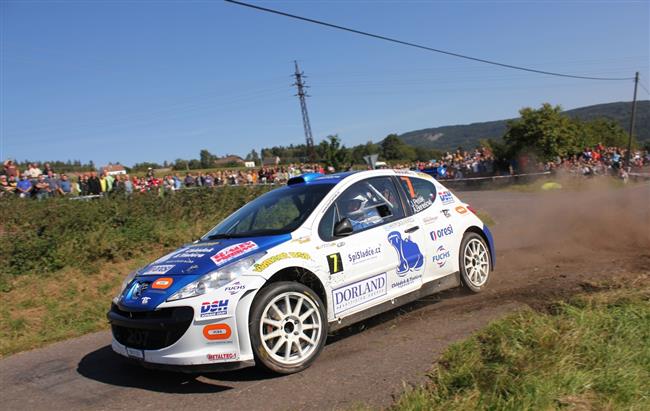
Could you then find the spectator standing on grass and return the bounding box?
[88,172,101,195]
[99,173,107,193]
[105,172,115,192]
[3,159,19,178]
[58,174,72,195]
[173,174,182,190]
[46,171,59,197]
[184,173,195,187]
[123,174,133,195]
[17,174,33,198]
[26,163,42,178]
[0,175,16,196]
[34,174,50,200]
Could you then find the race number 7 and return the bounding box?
[327,253,343,275]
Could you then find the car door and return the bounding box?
[316,176,423,319]
[397,174,456,282]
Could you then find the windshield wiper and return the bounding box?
[204,233,239,240]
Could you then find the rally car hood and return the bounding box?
[117,234,291,311]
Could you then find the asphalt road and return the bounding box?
[1,183,648,410]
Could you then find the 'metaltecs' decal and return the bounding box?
[387,231,424,276]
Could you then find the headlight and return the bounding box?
[113,270,138,304]
[167,251,265,302]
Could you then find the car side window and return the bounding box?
[398,176,436,213]
[319,177,405,241]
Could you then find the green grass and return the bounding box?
[390,279,650,411]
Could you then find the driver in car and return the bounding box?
[342,191,383,231]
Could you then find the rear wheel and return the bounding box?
[249,282,327,374]
[459,232,491,292]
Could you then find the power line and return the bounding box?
[639,80,650,95]
[225,0,635,82]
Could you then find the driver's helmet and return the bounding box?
[343,193,368,216]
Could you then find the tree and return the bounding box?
[317,135,349,171]
[381,134,416,161]
[245,149,260,165]
[199,149,214,169]
[503,103,579,161]
[576,118,631,149]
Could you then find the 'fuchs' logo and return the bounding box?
[387,231,424,276]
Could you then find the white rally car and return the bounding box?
[109,169,495,374]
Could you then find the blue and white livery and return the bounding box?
[109,169,495,374]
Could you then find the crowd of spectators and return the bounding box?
[2,148,648,199]
[0,160,326,199]
[545,145,649,180]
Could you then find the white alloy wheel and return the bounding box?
[259,291,323,365]
[459,233,491,292]
[249,281,327,374]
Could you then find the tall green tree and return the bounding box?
[381,134,416,161]
[317,135,349,171]
[503,103,579,161]
[199,149,214,169]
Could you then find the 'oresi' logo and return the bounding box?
[430,224,454,241]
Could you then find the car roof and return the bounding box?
[290,169,435,187]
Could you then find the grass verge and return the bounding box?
[0,253,161,357]
[390,277,650,410]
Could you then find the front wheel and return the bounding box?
[249,282,328,374]
[459,232,491,292]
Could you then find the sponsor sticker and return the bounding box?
[152,277,173,289]
[455,206,468,215]
[207,353,238,361]
[224,281,246,295]
[423,216,439,225]
[391,274,422,289]
[411,196,432,213]
[200,299,229,318]
[327,252,344,274]
[430,224,454,241]
[388,231,424,276]
[141,296,151,305]
[210,241,258,266]
[346,244,382,265]
[203,323,232,341]
[433,245,451,267]
[441,209,451,218]
[142,264,174,275]
[332,273,387,315]
[252,252,311,272]
[439,191,454,205]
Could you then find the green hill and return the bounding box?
[398,101,650,150]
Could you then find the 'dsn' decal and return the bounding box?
[387,231,424,277]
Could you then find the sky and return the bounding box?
[1,0,649,167]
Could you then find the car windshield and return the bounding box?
[202,183,335,239]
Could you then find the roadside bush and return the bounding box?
[0,187,272,289]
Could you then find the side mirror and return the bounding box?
[334,218,353,237]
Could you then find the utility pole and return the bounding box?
[625,71,639,171]
[292,61,315,160]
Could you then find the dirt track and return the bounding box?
[1,183,648,411]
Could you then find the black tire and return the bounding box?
[249,281,328,374]
[459,232,491,293]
